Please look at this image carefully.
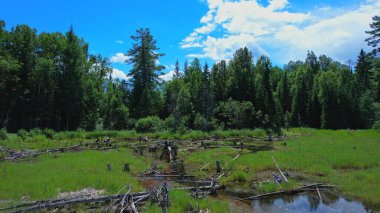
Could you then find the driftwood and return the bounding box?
[241,183,335,200]
[272,156,288,183]
[174,180,215,185]
[0,144,112,161]
[5,192,150,213]
[173,185,223,191]
[140,174,195,178]
[199,163,209,171]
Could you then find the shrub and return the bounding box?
[373,120,380,130]
[17,129,28,140]
[135,116,163,133]
[214,99,255,129]
[0,128,8,140]
[29,128,42,137]
[42,129,56,139]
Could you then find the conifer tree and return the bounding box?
[127,28,164,118]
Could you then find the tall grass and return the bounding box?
[0,148,148,200]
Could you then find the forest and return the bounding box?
[1,16,380,133]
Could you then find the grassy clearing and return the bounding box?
[143,190,230,213]
[1,128,379,210]
[184,129,380,207]
[0,148,148,200]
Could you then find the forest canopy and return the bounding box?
[1,19,380,132]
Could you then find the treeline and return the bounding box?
[1,20,380,132]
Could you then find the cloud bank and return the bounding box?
[181,0,380,64]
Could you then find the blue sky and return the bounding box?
[1,0,379,80]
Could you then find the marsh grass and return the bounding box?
[0,148,148,200]
[184,129,380,206]
[143,190,230,213]
[1,128,379,208]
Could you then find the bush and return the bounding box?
[29,128,42,137]
[0,128,8,140]
[42,129,56,139]
[17,129,28,140]
[135,116,163,133]
[373,120,380,130]
[193,113,216,132]
[214,99,255,129]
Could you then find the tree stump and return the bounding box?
[172,160,185,175]
[123,163,130,172]
[216,160,221,173]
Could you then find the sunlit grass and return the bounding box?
[184,129,380,206]
[0,148,148,200]
[143,190,231,213]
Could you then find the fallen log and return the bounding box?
[5,192,150,213]
[173,185,223,191]
[241,184,335,200]
[140,174,195,178]
[272,156,288,183]
[174,180,214,185]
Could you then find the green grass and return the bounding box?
[184,129,380,207]
[1,128,379,210]
[143,190,231,213]
[0,148,148,200]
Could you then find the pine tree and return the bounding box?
[306,51,320,73]
[278,71,291,113]
[229,47,254,102]
[174,59,180,79]
[211,60,228,102]
[365,14,380,55]
[200,63,214,131]
[355,49,372,92]
[184,60,189,79]
[127,28,164,118]
[256,56,277,127]
[59,26,87,130]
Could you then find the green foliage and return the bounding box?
[214,98,255,129]
[365,15,380,54]
[135,116,163,133]
[42,129,55,139]
[127,28,164,118]
[373,120,380,130]
[17,129,28,140]
[226,171,248,182]
[0,128,7,140]
[0,20,379,132]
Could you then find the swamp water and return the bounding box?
[250,192,378,213]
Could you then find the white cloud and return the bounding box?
[110,53,129,64]
[116,40,124,44]
[188,34,268,61]
[159,70,176,81]
[158,64,178,81]
[181,0,380,64]
[111,68,130,81]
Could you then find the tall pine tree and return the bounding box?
[127,28,164,118]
